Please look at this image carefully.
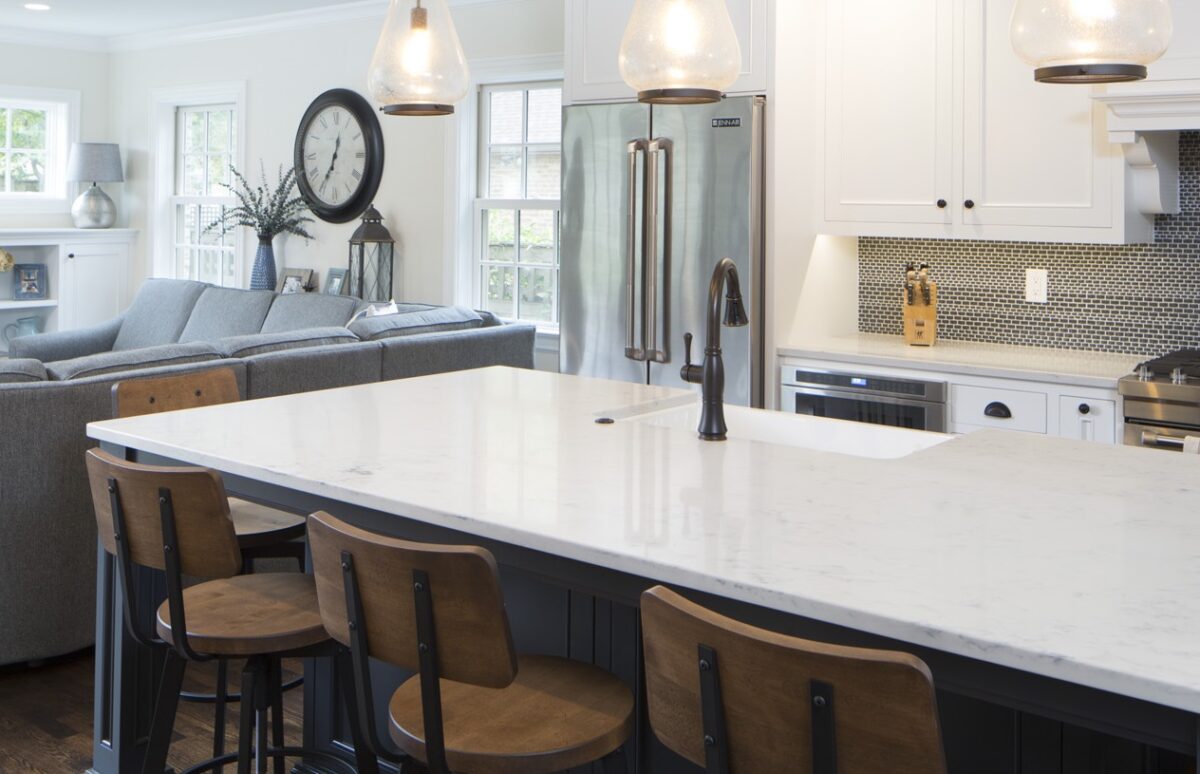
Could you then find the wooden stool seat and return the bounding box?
[388,654,634,774]
[228,498,306,548]
[156,573,327,657]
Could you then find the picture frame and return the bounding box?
[13,264,47,301]
[324,267,349,295]
[277,268,314,295]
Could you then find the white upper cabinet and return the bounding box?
[564,0,770,105]
[822,0,1155,244]
[824,0,954,228]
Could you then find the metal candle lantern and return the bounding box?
[348,205,396,302]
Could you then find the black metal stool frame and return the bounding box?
[695,642,837,774]
[105,478,365,774]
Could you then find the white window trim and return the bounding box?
[149,82,246,284]
[444,54,564,321]
[0,85,81,213]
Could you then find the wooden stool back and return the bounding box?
[640,585,947,774]
[86,448,242,580]
[308,511,517,688]
[112,366,240,419]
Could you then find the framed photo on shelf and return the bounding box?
[324,267,349,295]
[13,264,47,300]
[278,268,314,295]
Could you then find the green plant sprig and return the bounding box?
[205,164,315,241]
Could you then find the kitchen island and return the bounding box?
[87,367,1200,773]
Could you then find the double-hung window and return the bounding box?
[0,92,75,205]
[474,82,562,328]
[171,104,238,286]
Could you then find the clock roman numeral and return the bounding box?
[333,111,341,125]
[351,169,362,180]
[308,166,319,178]
[355,151,365,159]
[305,153,316,160]
[352,132,361,140]
[319,115,328,129]
[345,183,353,194]
[331,189,340,203]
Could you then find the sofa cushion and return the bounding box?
[260,293,362,334]
[46,342,221,381]
[214,327,359,359]
[178,287,277,344]
[349,306,485,341]
[113,279,209,351]
[0,358,48,383]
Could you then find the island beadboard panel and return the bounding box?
[858,132,1200,356]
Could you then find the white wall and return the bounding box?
[0,42,111,228]
[107,0,563,302]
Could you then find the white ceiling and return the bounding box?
[0,0,378,38]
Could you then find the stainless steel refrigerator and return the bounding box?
[559,96,766,407]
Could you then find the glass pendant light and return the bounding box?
[368,0,469,116]
[619,0,742,104]
[1011,0,1173,84]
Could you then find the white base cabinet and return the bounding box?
[778,356,1122,445]
[0,229,135,354]
[564,0,770,105]
[821,0,1154,244]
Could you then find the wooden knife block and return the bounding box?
[903,282,938,346]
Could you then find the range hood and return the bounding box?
[1092,79,1200,217]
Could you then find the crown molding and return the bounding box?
[107,0,533,53]
[0,24,108,53]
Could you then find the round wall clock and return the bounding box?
[293,88,385,224]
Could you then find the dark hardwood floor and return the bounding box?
[0,649,304,774]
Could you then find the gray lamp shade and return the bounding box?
[66,143,124,183]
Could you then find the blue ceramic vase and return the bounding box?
[250,234,277,291]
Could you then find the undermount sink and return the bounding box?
[622,401,952,459]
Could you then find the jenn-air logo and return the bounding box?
[712,118,741,128]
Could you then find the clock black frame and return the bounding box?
[293,88,385,224]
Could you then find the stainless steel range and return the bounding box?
[1119,350,1200,451]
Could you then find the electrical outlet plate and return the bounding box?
[1025,268,1048,304]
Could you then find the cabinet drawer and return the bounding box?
[952,384,1047,434]
[1058,396,1117,444]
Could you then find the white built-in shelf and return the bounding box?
[0,299,57,311]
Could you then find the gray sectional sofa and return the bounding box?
[0,279,535,666]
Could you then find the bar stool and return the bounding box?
[640,585,948,774]
[112,367,308,769]
[112,367,307,569]
[307,510,635,774]
[86,449,363,774]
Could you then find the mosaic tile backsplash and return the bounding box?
[858,133,1200,356]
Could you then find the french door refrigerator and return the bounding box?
[559,95,766,407]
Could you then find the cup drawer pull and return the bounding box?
[984,401,1012,419]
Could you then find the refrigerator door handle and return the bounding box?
[625,139,648,362]
[644,137,672,364]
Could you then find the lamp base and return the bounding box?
[638,88,724,105]
[71,184,116,229]
[1035,63,1147,84]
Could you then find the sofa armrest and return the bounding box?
[7,315,124,362]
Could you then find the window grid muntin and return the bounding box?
[171,103,237,285]
[0,101,58,197]
[475,81,562,328]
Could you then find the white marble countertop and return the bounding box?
[88,368,1200,713]
[779,333,1146,388]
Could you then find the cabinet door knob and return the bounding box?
[67,253,75,259]
[964,199,976,210]
[984,401,1012,419]
[1078,403,1091,415]
[936,199,947,209]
